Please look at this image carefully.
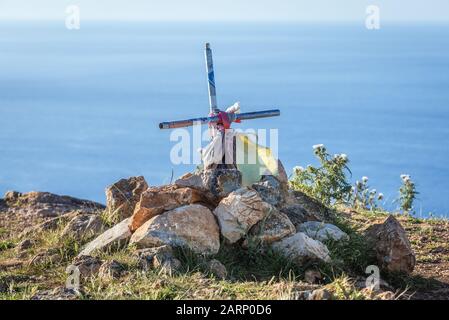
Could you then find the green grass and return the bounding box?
[0,240,15,252]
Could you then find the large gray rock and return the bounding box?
[61,214,105,240]
[284,190,333,222]
[130,204,220,255]
[3,191,104,218]
[364,215,415,274]
[202,168,242,200]
[251,160,290,207]
[78,217,132,257]
[175,168,241,203]
[272,232,331,264]
[280,204,320,231]
[174,172,204,190]
[280,204,319,231]
[252,175,283,207]
[298,221,349,242]
[248,210,295,244]
[213,188,274,243]
[105,176,148,223]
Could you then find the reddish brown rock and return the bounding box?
[105,176,148,222]
[365,215,416,274]
[129,185,208,232]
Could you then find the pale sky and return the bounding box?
[1,0,448,22]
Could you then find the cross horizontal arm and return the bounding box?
[159,109,280,130]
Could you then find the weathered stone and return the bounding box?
[16,239,33,252]
[61,214,105,239]
[175,172,204,190]
[206,259,227,280]
[248,210,295,244]
[252,175,283,207]
[202,168,242,200]
[175,168,242,203]
[98,260,125,279]
[105,176,148,222]
[284,190,332,222]
[130,185,208,232]
[280,204,320,231]
[72,255,103,278]
[364,215,415,274]
[251,160,290,207]
[4,191,104,217]
[298,221,349,242]
[213,188,274,243]
[78,217,132,257]
[130,204,220,255]
[134,245,175,271]
[271,232,331,264]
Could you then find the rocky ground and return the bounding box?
[0,170,448,300]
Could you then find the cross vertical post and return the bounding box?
[205,43,219,115]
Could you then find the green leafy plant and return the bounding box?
[398,174,418,214]
[290,144,352,205]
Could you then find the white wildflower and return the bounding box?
[340,153,348,161]
[378,193,384,200]
[370,189,377,194]
[312,144,324,150]
[362,176,369,183]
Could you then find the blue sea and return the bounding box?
[1,21,449,217]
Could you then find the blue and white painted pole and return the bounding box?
[205,43,219,115]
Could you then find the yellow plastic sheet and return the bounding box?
[235,133,279,186]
